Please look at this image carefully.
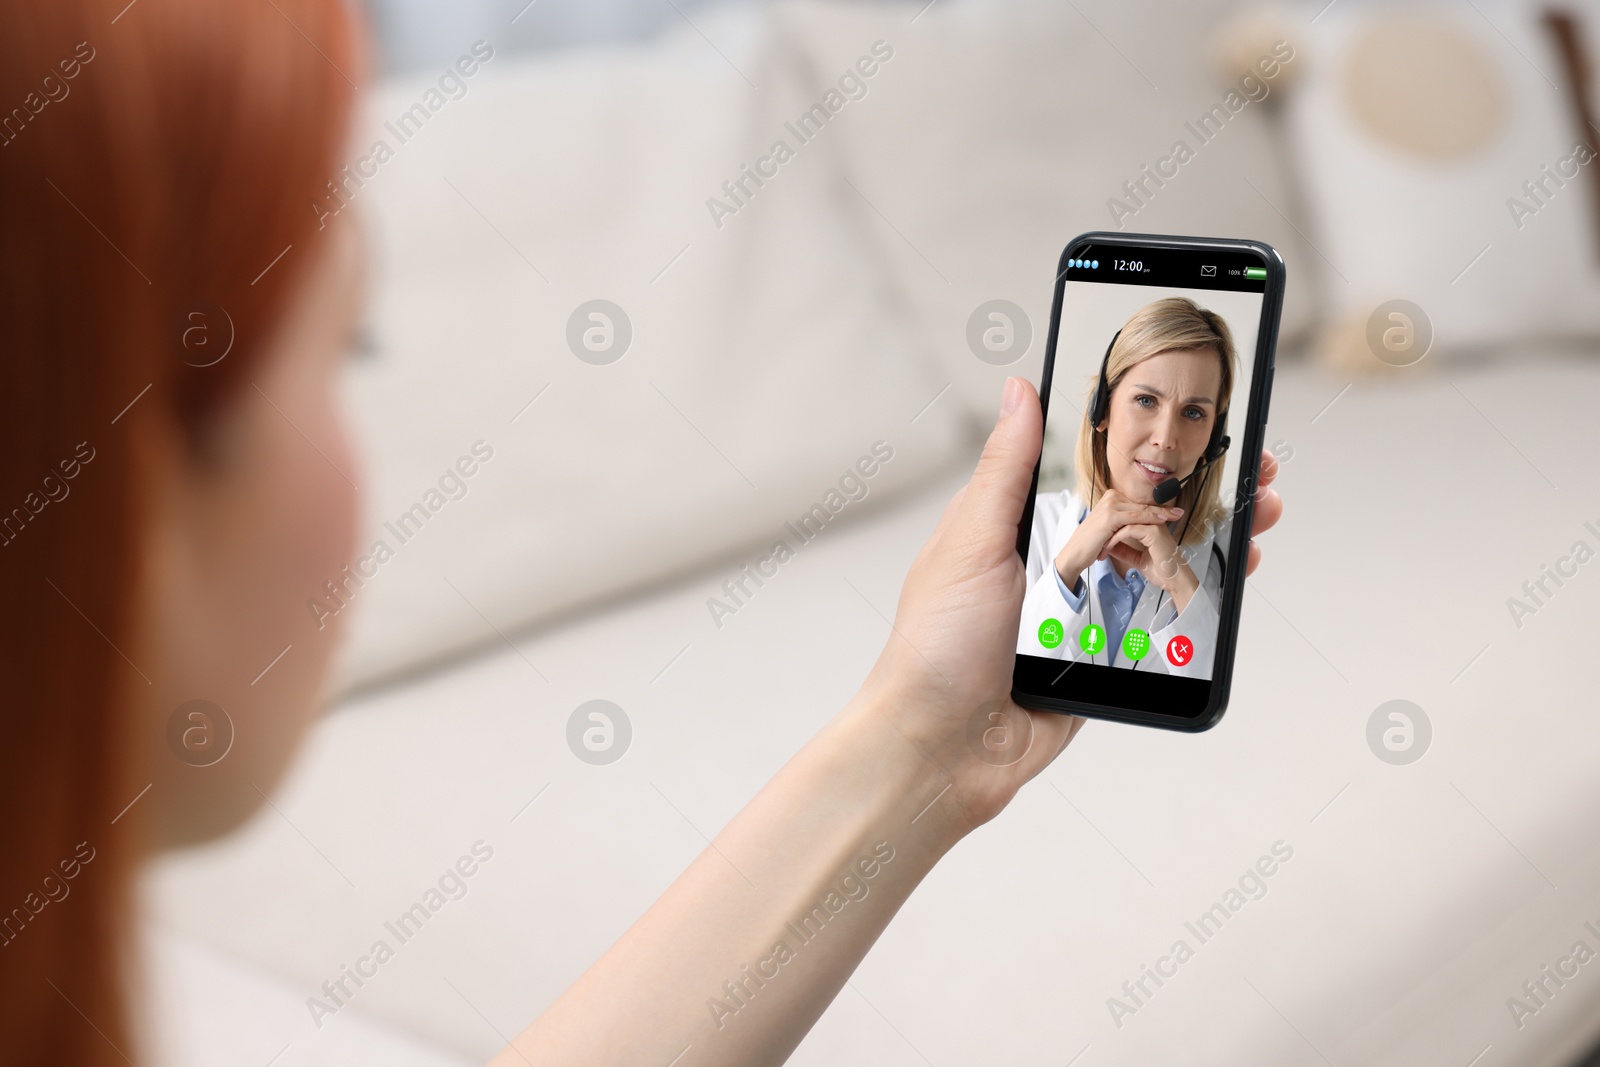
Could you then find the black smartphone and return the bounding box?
[1011,232,1284,731]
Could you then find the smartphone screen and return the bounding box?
[1011,233,1283,730]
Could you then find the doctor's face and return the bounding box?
[1102,347,1223,504]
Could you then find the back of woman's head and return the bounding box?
[0,1,354,1059]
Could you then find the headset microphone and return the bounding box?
[1152,434,1231,505]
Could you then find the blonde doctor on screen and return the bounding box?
[1018,297,1238,679]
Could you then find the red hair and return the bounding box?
[0,0,355,1060]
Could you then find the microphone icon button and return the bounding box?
[1079,623,1105,655]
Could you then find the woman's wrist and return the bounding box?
[1054,547,1089,593]
[833,685,976,856]
[1161,560,1199,611]
[1053,559,1080,595]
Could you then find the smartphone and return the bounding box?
[1011,232,1284,731]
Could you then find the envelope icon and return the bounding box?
[1200,265,1217,277]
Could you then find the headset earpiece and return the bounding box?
[1088,328,1121,429]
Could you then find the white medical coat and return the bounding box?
[1016,489,1228,679]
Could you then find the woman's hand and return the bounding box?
[1104,520,1199,612]
[1103,448,1285,610]
[1053,488,1183,595]
[854,378,1285,839]
[854,377,1079,837]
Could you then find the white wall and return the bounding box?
[366,0,779,72]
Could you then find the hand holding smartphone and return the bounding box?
[1011,232,1285,731]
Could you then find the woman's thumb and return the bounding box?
[959,376,1043,534]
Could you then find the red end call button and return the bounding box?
[1166,635,1193,667]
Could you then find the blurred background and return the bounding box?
[142,0,1600,1064]
[370,0,774,69]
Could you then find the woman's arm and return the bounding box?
[491,687,1012,1067]
[493,379,1281,1066]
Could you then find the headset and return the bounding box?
[1082,327,1230,669]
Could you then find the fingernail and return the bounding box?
[1169,508,1183,517]
[1001,377,1023,416]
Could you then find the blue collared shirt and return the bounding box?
[1055,558,1146,664]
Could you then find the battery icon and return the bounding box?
[1244,267,1267,280]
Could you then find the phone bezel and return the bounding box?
[1010,231,1286,732]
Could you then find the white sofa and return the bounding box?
[144,2,1600,1064]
